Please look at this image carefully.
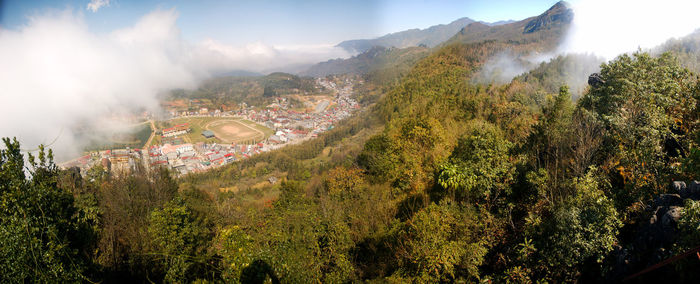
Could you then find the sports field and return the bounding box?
[206,119,267,143]
[158,117,273,144]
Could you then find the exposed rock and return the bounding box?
[588,73,606,88]
[523,1,573,33]
[609,184,700,281]
[671,181,689,198]
[663,136,685,158]
[662,206,682,227]
[689,181,700,198]
[653,193,683,208]
[67,166,81,178]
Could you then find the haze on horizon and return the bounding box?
[2,0,700,160]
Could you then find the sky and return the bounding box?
[563,0,700,59]
[0,0,561,46]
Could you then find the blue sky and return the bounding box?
[0,0,562,45]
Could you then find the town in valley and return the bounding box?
[60,76,362,177]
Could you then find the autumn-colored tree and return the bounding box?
[392,202,492,282]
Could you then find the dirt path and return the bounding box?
[143,120,156,149]
[141,120,156,172]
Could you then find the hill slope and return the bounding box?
[169,72,318,107]
[308,3,573,79]
[446,0,572,49]
[301,46,429,80]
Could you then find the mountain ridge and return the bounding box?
[336,17,478,53]
[445,0,573,49]
[305,1,574,78]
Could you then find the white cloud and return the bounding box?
[87,0,110,13]
[0,8,350,160]
[197,39,350,73]
[562,0,700,60]
[481,1,700,92]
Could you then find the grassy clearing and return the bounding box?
[81,123,152,151]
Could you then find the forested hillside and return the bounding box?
[5,1,700,283]
[169,72,319,107]
[337,17,475,53]
[301,45,429,83]
[657,30,700,73]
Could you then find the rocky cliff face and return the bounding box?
[523,1,574,34]
[608,180,700,281]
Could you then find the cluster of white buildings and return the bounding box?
[146,77,361,175]
[61,148,143,176]
[146,141,267,175]
[62,76,362,177]
[236,77,360,146]
[161,123,190,137]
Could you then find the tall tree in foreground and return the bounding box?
[0,138,88,282]
[148,197,213,282]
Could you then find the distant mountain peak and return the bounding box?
[551,0,572,10]
[444,1,573,48]
[523,1,573,34]
[479,20,516,26]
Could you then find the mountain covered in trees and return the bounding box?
[301,46,429,81]
[446,0,572,47]
[307,1,572,79]
[336,15,521,54]
[336,17,476,53]
[169,72,319,107]
[7,1,700,283]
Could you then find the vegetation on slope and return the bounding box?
[337,17,475,53]
[169,72,320,108]
[302,45,429,82]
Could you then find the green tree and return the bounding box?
[217,225,255,282]
[246,181,355,283]
[392,202,490,282]
[324,166,365,199]
[580,52,699,209]
[673,199,700,280]
[437,121,513,204]
[534,170,621,281]
[677,199,700,251]
[148,197,212,282]
[95,167,179,275]
[526,86,574,200]
[0,138,88,282]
